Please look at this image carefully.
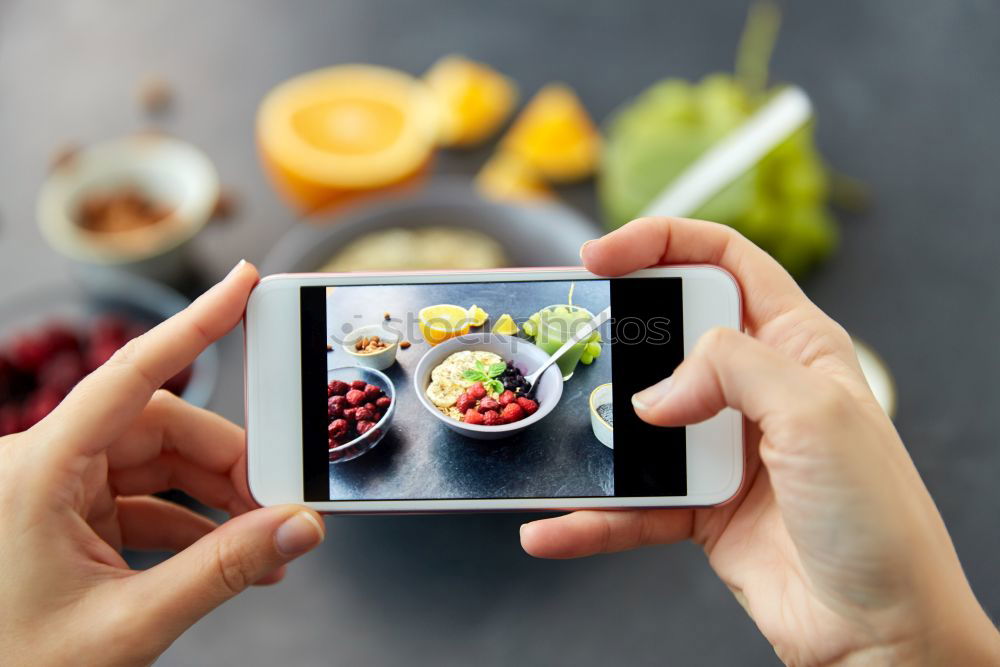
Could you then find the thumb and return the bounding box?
[127,505,324,639]
[630,326,842,437]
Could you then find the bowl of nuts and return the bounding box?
[327,366,395,463]
[341,324,399,371]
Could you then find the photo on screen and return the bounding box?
[298,278,686,502]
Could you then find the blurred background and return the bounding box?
[1,0,998,664]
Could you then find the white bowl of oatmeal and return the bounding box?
[412,333,563,440]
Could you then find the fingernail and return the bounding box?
[225,259,247,280]
[632,376,673,411]
[579,239,596,261]
[275,511,324,556]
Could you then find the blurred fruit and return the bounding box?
[424,54,518,148]
[491,313,519,335]
[475,151,552,203]
[501,83,601,183]
[598,2,840,277]
[0,316,192,435]
[257,65,442,214]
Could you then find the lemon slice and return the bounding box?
[492,313,519,335]
[467,304,489,327]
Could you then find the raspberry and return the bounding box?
[328,419,349,439]
[468,382,487,399]
[327,398,343,418]
[350,380,367,390]
[328,380,349,396]
[364,383,382,400]
[463,409,484,425]
[455,392,476,414]
[479,397,500,412]
[500,403,525,423]
[482,410,503,426]
[364,402,377,413]
[343,407,356,421]
[330,395,347,408]
[516,397,538,415]
[353,407,374,422]
[375,396,392,409]
[356,420,376,435]
[499,390,516,406]
[345,389,366,406]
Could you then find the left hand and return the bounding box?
[0,261,325,667]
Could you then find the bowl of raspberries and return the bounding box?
[326,366,395,462]
[413,333,563,440]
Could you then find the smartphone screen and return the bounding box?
[298,277,685,502]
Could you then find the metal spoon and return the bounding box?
[524,306,611,398]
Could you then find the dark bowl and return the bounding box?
[260,180,600,274]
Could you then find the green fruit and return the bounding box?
[600,74,840,277]
[579,351,595,365]
[585,341,602,358]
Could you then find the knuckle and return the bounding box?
[212,539,257,596]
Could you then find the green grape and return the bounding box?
[585,341,602,358]
[579,351,595,365]
[522,319,537,338]
[586,330,601,344]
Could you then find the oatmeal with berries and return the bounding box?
[425,350,539,426]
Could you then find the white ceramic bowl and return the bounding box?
[589,383,613,449]
[412,333,563,440]
[342,324,399,371]
[37,135,219,285]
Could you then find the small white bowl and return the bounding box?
[37,135,219,285]
[589,383,613,449]
[342,324,399,371]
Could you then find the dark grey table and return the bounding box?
[1,1,997,666]
[325,280,613,500]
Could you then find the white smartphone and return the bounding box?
[245,267,743,513]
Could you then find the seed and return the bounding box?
[400,341,411,349]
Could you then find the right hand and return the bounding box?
[521,218,999,665]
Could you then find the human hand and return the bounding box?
[520,218,999,665]
[0,261,325,667]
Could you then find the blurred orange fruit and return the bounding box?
[257,65,442,215]
[424,55,518,148]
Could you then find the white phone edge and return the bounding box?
[244,266,744,513]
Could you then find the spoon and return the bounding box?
[524,306,611,398]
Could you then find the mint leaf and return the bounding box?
[487,362,506,378]
[486,379,504,395]
[463,368,486,382]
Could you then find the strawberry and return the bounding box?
[353,407,374,422]
[375,396,392,409]
[330,395,347,408]
[479,397,500,412]
[468,381,487,399]
[343,407,357,421]
[356,420,377,435]
[364,402,377,413]
[327,380,349,396]
[499,390,516,406]
[463,409,484,425]
[345,389,366,406]
[516,396,538,415]
[482,410,503,426]
[364,383,382,400]
[455,392,476,414]
[500,402,525,423]
[327,397,343,418]
[350,380,367,390]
